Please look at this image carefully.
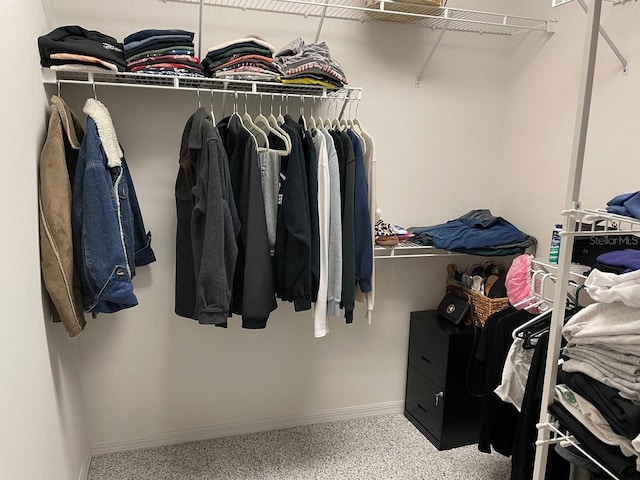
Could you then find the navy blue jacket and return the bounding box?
[348,130,373,294]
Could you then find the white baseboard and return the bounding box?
[77,447,91,480]
[90,400,404,456]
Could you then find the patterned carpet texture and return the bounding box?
[88,414,510,480]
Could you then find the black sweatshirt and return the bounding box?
[38,25,126,71]
[295,116,320,303]
[274,120,312,311]
[217,114,277,328]
[331,130,356,324]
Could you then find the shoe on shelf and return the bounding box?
[375,219,399,247]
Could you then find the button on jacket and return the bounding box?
[72,99,155,314]
[38,96,86,337]
[175,108,238,325]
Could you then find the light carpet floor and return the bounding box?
[87,413,511,480]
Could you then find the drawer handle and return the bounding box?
[420,355,432,365]
[417,403,429,415]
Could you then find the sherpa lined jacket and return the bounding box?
[38,96,86,337]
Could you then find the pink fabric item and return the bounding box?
[505,254,537,311]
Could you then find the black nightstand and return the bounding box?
[404,310,483,450]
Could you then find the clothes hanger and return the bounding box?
[512,272,555,341]
[331,97,342,130]
[315,96,326,129]
[230,92,259,151]
[299,99,307,130]
[323,97,334,129]
[307,97,317,130]
[254,94,290,155]
[265,93,292,154]
[196,88,201,109]
[241,92,269,152]
[276,94,286,125]
[209,89,216,125]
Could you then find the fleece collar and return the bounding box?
[83,98,123,168]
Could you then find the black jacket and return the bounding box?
[175,108,238,326]
[331,130,356,323]
[38,25,126,71]
[217,115,277,328]
[274,120,312,311]
[296,117,320,303]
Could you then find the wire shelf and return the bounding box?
[374,240,468,259]
[561,208,640,237]
[41,68,362,100]
[162,0,554,35]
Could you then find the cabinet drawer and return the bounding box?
[408,315,448,386]
[405,365,444,440]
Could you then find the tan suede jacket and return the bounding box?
[38,96,86,337]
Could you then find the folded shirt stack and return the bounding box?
[123,29,203,77]
[562,301,640,401]
[274,37,347,89]
[38,25,126,73]
[200,36,279,80]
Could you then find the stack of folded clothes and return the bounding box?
[123,29,203,77]
[273,38,347,89]
[38,25,126,73]
[200,35,278,80]
[408,209,537,256]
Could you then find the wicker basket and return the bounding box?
[446,279,509,327]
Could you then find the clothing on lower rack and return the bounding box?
[560,370,640,441]
[476,306,535,456]
[510,331,570,480]
[550,403,640,480]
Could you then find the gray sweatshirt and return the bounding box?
[321,129,342,317]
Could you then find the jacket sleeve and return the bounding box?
[121,159,156,269]
[191,137,237,325]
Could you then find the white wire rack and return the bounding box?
[162,0,555,35]
[536,419,621,480]
[373,240,472,259]
[561,208,640,237]
[41,68,361,101]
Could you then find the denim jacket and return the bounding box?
[72,99,155,313]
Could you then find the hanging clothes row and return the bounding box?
[38,96,156,338]
[175,96,376,337]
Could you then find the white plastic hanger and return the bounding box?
[241,93,269,152]
[307,97,317,130]
[255,94,291,155]
[276,94,286,125]
[209,89,216,125]
[231,92,260,151]
[265,94,292,153]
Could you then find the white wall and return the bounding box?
[0,1,88,479]
[47,0,520,449]
[499,1,640,255]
